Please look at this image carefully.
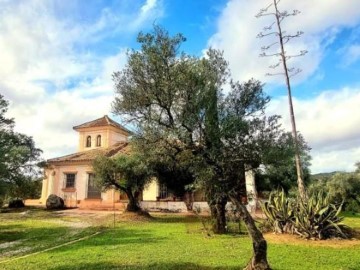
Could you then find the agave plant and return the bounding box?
[261,189,295,233]
[293,191,351,240]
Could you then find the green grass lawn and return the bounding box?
[0,209,359,270]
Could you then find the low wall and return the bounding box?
[140,201,211,213]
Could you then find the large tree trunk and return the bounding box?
[125,189,141,212]
[229,195,271,270]
[209,198,227,234]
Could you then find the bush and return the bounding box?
[261,190,352,239]
[345,199,360,213]
[294,192,351,239]
[261,189,294,233]
[310,172,360,213]
[8,198,25,208]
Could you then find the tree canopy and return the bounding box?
[111,26,288,269]
[93,153,153,212]
[0,94,42,202]
[257,132,312,194]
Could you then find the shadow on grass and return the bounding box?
[0,223,27,242]
[52,262,241,270]
[0,223,98,259]
[150,215,202,224]
[48,227,167,250]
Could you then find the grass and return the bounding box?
[0,208,359,270]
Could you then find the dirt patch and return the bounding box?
[118,211,154,222]
[265,232,360,248]
[0,240,22,250]
[1,246,32,257]
[48,219,91,228]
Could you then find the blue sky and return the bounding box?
[1,0,360,173]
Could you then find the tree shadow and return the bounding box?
[52,261,242,270]
[47,227,167,250]
[0,223,27,242]
[150,215,201,224]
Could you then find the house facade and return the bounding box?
[37,115,257,212]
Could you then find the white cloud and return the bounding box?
[131,0,163,30]
[267,87,360,173]
[343,44,360,66]
[208,0,360,173]
[208,0,360,84]
[0,0,162,160]
[141,0,158,15]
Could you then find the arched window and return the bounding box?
[96,135,101,147]
[86,136,91,147]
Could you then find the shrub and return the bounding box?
[345,199,360,213]
[8,198,25,208]
[261,190,352,239]
[310,172,360,213]
[261,189,294,233]
[293,192,351,239]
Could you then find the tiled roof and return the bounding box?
[72,115,131,134]
[47,142,130,163]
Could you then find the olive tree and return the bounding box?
[93,153,152,212]
[112,26,285,269]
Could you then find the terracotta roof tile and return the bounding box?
[47,142,130,163]
[73,115,131,134]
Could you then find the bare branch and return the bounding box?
[261,42,279,51]
[257,31,279,38]
[265,72,284,76]
[288,68,302,78]
[255,3,274,18]
[263,22,275,31]
[259,52,281,57]
[269,61,281,69]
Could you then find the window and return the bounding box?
[86,136,91,147]
[87,173,101,198]
[96,135,101,147]
[159,183,168,199]
[65,173,76,188]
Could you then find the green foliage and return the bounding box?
[261,189,294,233]
[92,152,152,211]
[0,94,42,202]
[294,192,350,239]
[344,199,360,213]
[257,132,312,194]
[309,172,360,213]
[93,153,152,191]
[113,26,288,203]
[261,190,351,239]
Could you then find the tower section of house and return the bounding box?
[74,115,130,151]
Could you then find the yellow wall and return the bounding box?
[40,163,117,204]
[77,126,128,152]
[142,179,158,201]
